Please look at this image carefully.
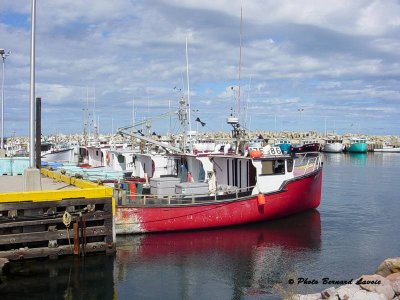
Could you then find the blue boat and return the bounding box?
[274,138,292,154]
[347,138,368,153]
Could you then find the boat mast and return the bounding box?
[93,87,98,143]
[185,35,194,152]
[132,97,135,128]
[131,97,135,146]
[186,35,192,134]
[238,6,243,121]
[227,6,246,155]
[85,86,90,145]
[178,96,188,152]
[168,99,171,136]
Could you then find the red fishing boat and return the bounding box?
[115,149,323,234]
[290,139,321,153]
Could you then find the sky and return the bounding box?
[1,0,400,137]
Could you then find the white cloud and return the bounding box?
[0,0,400,135]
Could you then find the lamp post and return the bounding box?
[29,0,36,168]
[0,49,11,149]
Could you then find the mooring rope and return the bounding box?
[62,211,72,250]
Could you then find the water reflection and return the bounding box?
[323,152,368,167]
[0,211,321,299]
[0,255,115,300]
[372,152,400,166]
[322,153,343,166]
[115,210,321,299]
[347,153,368,166]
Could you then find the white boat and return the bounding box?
[41,146,75,163]
[41,143,75,163]
[373,144,400,153]
[5,143,28,157]
[322,139,344,153]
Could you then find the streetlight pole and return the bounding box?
[29,0,36,168]
[23,0,41,192]
[0,49,11,149]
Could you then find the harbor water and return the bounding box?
[1,153,399,299]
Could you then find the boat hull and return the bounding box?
[41,148,74,163]
[347,143,367,153]
[373,147,400,153]
[277,143,291,154]
[116,210,321,264]
[291,143,320,153]
[322,143,343,153]
[115,168,323,234]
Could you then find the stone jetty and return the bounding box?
[0,258,8,272]
[294,257,400,300]
[5,130,400,152]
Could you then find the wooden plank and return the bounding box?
[73,222,79,255]
[103,218,114,244]
[103,202,113,213]
[0,242,109,260]
[0,226,111,245]
[0,212,112,229]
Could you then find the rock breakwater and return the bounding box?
[294,257,400,300]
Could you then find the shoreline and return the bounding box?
[5,130,400,148]
[290,257,400,300]
[0,258,8,272]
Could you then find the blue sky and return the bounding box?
[1,0,400,136]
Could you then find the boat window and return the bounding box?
[287,159,294,172]
[117,155,125,163]
[261,161,273,175]
[261,160,285,175]
[41,144,52,152]
[199,162,205,182]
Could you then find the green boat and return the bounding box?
[347,138,368,153]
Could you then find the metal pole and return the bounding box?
[29,0,36,168]
[1,56,4,149]
[35,97,41,169]
[0,49,10,149]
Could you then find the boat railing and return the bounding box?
[123,184,256,206]
[294,152,322,175]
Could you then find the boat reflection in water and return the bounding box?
[348,153,368,166]
[0,211,321,299]
[115,210,321,298]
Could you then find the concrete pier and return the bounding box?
[0,169,115,261]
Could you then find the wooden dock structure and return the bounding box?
[0,169,115,261]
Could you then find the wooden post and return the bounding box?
[73,222,79,255]
[35,97,41,169]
